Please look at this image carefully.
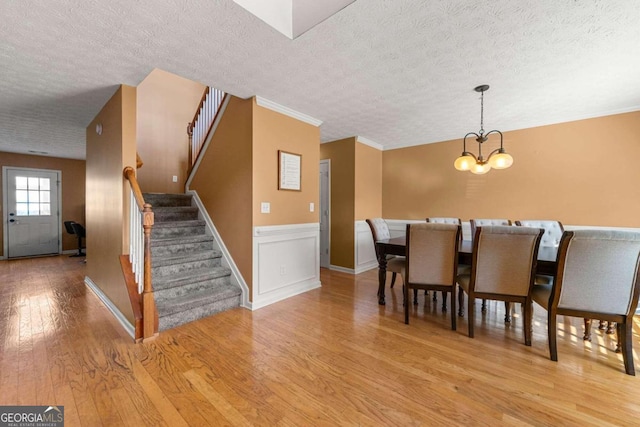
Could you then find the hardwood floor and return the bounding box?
[1,255,639,426]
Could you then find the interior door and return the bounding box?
[5,167,60,258]
[319,160,330,268]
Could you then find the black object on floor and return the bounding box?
[64,220,86,257]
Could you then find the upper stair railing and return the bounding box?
[123,166,158,342]
[187,86,226,170]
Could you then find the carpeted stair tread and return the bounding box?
[143,193,193,207]
[156,284,241,317]
[151,234,212,247]
[153,266,231,290]
[153,219,205,228]
[158,295,241,331]
[152,249,221,267]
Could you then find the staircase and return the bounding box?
[143,193,241,331]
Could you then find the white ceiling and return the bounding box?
[1,0,639,160]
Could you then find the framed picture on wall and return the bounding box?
[278,150,301,191]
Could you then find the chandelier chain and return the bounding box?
[479,89,484,135]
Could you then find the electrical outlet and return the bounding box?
[309,202,314,212]
[279,265,286,275]
[172,175,178,183]
[261,202,270,213]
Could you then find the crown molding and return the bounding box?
[356,136,383,151]
[255,96,323,127]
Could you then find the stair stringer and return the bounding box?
[187,190,251,309]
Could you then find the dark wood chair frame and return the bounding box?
[459,226,544,346]
[541,231,640,375]
[404,223,461,330]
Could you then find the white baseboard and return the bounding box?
[253,223,321,309]
[84,276,135,339]
[187,190,251,309]
[330,264,355,274]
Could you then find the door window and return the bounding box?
[15,176,51,216]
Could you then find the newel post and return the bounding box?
[187,122,194,172]
[142,203,158,341]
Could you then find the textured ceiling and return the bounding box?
[1,0,639,160]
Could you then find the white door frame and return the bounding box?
[319,159,331,268]
[2,166,63,259]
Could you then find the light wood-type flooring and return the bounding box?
[1,255,639,426]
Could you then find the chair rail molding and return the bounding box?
[252,222,321,310]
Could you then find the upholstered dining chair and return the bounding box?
[404,223,461,330]
[426,217,466,309]
[366,218,410,299]
[515,220,564,247]
[469,219,513,312]
[531,230,640,375]
[457,225,544,345]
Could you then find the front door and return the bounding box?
[4,167,61,258]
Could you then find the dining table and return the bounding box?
[375,236,559,305]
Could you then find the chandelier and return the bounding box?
[454,85,513,174]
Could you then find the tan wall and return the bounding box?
[320,137,355,268]
[354,142,382,220]
[136,69,206,193]
[252,98,320,227]
[190,96,254,291]
[383,111,640,226]
[85,85,137,324]
[0,152,85,258]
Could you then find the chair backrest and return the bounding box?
[406,223,460,286]
[553,230,640,315]
[470,219,511,242]
[64,221,76,235]
[471,225,543,296]
[366,218,391,257]
[70,222,86,238]
[515,220,564,247]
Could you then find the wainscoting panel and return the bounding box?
[252,223,321,310]
[355,220,377,274]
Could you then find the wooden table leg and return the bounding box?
[377,253,387,305]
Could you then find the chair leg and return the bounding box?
[468,294,475,338]
[523,299,532,346]
[432,292,437,303]
[450,288,457,331]
[458,286,464,317]
[618,322,635,376]
[390,272,397,288]
[441,291,448,312]
[404,285,410,324]
[549,311,558,362]
[583,318,592,341]
[607,322,616,335]
[481,299,487,313]
[504,301,511,323]
[413,289,418,305]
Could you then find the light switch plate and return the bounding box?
[261,202,270,213]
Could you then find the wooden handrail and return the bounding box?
[188,86,210,135]
[123,166,146,211]
[123,166,158,342]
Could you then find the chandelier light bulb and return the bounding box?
[454,153,475,171]
[488,151,513,169]
[470,162,491,175]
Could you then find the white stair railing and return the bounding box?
[129,189,144,293]
[187,87,226,168]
